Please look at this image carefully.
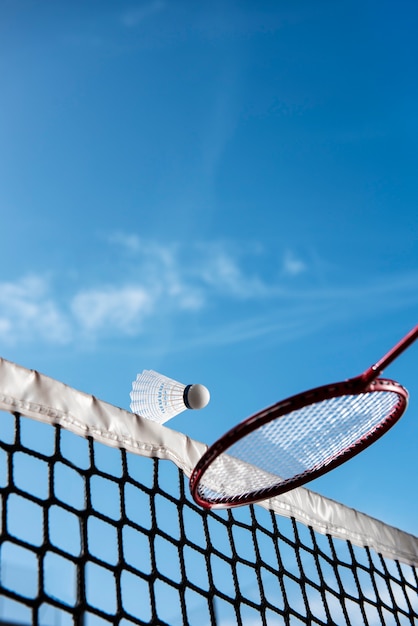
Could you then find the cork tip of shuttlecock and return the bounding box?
[184,384,210,410]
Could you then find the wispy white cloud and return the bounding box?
[282,249,307,276]
[0,237,417,349]
[71,285,153,336]
[120,1,165,28]
[0,275,71,345]
[107,234,206,310]
[107,232,142,255]
[108,235,270,303]
[197,249,271,298]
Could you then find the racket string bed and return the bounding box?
[191,324,417,508]
[196,391,401,505]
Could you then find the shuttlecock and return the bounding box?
[130,370,210,424]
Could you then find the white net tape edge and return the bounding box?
[0,356,417,567]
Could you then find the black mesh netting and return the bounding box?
[0,411,417,625]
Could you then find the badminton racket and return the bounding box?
[190,324,418,509]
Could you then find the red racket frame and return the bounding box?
[190,324,418,509]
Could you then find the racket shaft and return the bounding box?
[362,324,418,384]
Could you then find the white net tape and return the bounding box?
[0,356,417,566]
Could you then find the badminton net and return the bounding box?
[0,357,417,625]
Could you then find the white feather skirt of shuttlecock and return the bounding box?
[130,370,190,424]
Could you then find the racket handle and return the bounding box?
[362,324,418,384]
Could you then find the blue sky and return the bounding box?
[1,0,417,536]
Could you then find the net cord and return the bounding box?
[0,356,417,567]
